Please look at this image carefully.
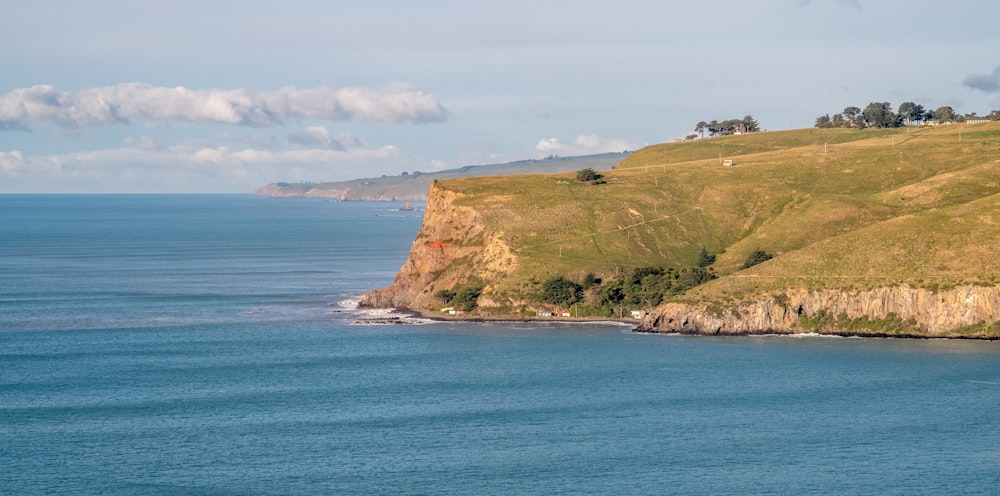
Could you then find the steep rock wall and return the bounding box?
[642,285,1000,337]
[360,181,516,311]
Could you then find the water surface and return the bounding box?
[2,195,998,495]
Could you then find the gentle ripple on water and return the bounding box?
[2,196,1000,495]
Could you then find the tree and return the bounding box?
[722,119,742,135]
[452,285,483,312]
[831,113,847,128]
[695,121,707,139]
[697,248,717,268]
[707,120,720,137]
[843,106,863,128]
[898,101,925,125]
[434,289,456,303]
[815,114,833,128]
[542,276,583,307]
[742,115,760,132]
[990,110,1000,121]
[932,106,956,122]
[741,249,773,269]
[863,102,899,128]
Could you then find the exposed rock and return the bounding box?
[641,285,1000,337]
[360,181,517,311]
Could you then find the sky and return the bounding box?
[1,0,998,193]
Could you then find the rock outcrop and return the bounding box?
[641,285,1000,338]
[360,181,517,311]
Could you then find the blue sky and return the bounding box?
[2,0,998,193]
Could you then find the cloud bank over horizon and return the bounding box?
[0,132,406,193]
[535,135,637,157]
[0,83,447,130]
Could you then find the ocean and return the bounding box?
[2,194,999,495]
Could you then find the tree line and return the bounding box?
[538,265,717,317]
[815,102,1000,129]
[690,115,761,140]
[432,247,776,317]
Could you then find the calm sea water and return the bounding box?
[2,195,999,495]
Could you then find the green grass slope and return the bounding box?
[435,123,1000,308]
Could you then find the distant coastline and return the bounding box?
[255,152,629,201]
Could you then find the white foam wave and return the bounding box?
[336,297,361,309]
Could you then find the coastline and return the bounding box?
[632,326,1000,341]
[351,306,639,328]
[352,305,1000,340]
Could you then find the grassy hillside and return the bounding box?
[433,123,1000,311]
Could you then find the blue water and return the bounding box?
[2,195,999,495]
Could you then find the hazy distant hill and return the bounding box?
[254,152,630,201]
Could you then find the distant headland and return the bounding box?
[254,152,629,201]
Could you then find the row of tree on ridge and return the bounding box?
[689,115,761,140]
[815,102,1000,129]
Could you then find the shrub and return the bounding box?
[452,285,484,312]
[741,248,773,269]
[434,289,456,304]
[575,168,605,184]
[697,248,717,268]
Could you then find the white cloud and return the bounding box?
[0,150,25,174]
[535,134,636,157]
[0,83,447,130]
[288,125,341,149]
[121,136,162,151]
[0,140,406,193]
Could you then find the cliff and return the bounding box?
[360,181,517,310]
[641,285,1000,338]
[359,124,1000,337]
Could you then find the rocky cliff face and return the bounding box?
[359,181,517,311]
[642,285,1000,337]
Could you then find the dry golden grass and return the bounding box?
[433,122,1000,301]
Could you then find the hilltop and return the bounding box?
[254,152,629,201]
[361,123,1000,338]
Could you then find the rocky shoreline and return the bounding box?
[350,304,1000,340]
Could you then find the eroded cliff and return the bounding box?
[641,285,1000,338]
[359,181,517,311]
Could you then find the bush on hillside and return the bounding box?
[741,249,774,269]
[436,285,483,311]
[452,285,484,312]
[575,168,606,185]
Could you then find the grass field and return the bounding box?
[431,122,1000,307]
